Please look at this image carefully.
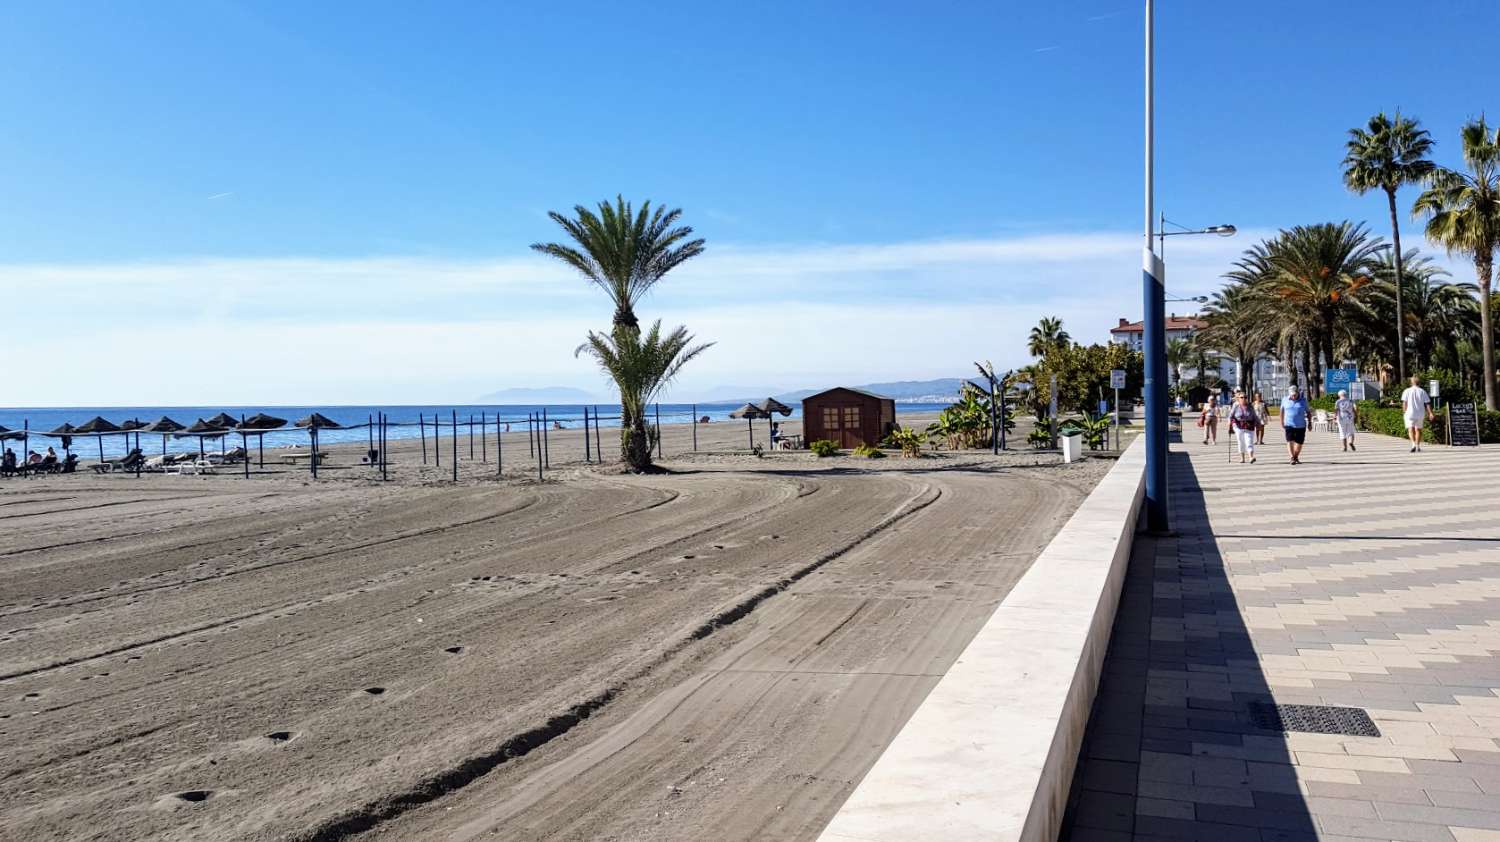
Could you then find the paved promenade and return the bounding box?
[1062,429,1500,842]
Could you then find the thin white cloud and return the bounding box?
[1033,45,1062,53]
[207,191,234,200]
[8,227,1447,406]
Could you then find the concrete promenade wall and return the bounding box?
[819,436,1147,842]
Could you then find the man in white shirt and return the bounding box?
[1400,375,1434,452]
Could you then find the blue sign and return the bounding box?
[1325,368,1357,392]
[1099,399,1110,416]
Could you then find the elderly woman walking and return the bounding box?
[1252,392,1269,445]
[1229,392,1258,463]
[1335,389,1359,452]
[1199,395,1220,445]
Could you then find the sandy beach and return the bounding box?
[0,415,1108,841]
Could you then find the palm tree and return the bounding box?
[1343,112,1435,383]
[1166,338,1192,390]
[1362,249,1478,372]
[1414,118,1500,410]
[1258,222,1384,396]
[1027,317,1071,358]
[1198,282,1271,395]
[531,196,705,331]
[576,321,712,471]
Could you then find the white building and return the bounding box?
[1108,315,1236,386]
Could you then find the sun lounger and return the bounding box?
[280,451,327,465]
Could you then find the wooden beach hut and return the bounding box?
[801,388,896,449]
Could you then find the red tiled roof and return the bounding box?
[1110,316,1206,334]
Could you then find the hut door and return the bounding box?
[840,405,863,448]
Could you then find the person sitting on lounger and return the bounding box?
[39,448,58,472]
[1,449,16,475]
[27,450,42,466]
[62,453,79,473]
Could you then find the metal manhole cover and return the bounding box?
[1249,703,1380,737]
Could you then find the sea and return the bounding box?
[0,402,954,459]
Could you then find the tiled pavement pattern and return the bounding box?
[1061,430,1500,842]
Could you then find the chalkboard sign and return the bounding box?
[1449,402,1480,447]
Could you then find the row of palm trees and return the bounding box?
[1195,112,1499,408]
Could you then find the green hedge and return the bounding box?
[1316,399,1500,444]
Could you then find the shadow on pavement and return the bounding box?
[1059,447,1319,840]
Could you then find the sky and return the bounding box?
[2,0,1495,406]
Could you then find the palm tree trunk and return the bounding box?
[619,402,654,471]
[1387,188,1407,384]
[1299,343,1313,396]
[1480,255,1496,411]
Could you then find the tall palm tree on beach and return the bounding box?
[531,196,705,331]
[1027,317,1071,358]
[533,196,709,469]
[577,321,713,471]
[1414,118,1500,410]
[1343,111,1435,384]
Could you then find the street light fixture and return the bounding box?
[1158,216,1237,258]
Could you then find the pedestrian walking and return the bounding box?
[1282,385,1309,464]
[1229,392,1258,463]
[1252,391,1268,445]
[1400,375,1434,452]
[1199,396,1219,445]
[1334,389,1359,452]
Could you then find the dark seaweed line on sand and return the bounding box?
[291,481,942,842]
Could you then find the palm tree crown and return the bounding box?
[1027,317,1071,358]
[531,196,706,331]
[1343,112,1435,197]
[1414,117,1500,408]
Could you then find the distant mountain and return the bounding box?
[477,386,598,404]
[705,378,969,405]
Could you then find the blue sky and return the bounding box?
[2,1,1494,405]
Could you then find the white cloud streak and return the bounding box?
[12,227,1426,406]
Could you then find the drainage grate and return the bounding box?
[1249,703,1380,737]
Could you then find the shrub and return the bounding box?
[882,427,927,457]
[853,444,885,458]
[809,439,839,457]
[1027,427,1053,448]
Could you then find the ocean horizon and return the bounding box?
[0,401,954,459]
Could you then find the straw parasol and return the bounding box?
[178,418,228,459]
[137,416,186,458]
[206,412,240,428]
[43,422,77,457]
[74,416,124,463]
[235,413,287,468]
[728,403,768,449]
[295,414,343,477]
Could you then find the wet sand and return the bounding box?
[0,416,1107,841]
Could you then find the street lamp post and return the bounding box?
[1142,0,1236,533]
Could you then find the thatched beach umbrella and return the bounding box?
[43,422,77,457]
[728,403,768,449]
[74,416,123,463]
[235,413,287,467]
[178,418,228,459]
[295,413,342,477]
[137,416,186,459]
[753,398,793,446]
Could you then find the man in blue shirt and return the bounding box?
[1282,385,1310,464]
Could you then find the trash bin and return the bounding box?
[1061,433,1083,463]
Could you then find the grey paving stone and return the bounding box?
[1314,815,1457,842]
[1374,802,1500,830]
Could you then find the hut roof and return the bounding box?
[137,416,186,434]
[73,416,122,434]
[180,418,229,436]
[237,412,287,431]
[295,413,343,430]
[802,387,894,402]
[752,398,793,416]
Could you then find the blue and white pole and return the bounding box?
[1142,0,1170,532]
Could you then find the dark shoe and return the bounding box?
[1350,442,1355,451]
[1410,446,1417,453]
